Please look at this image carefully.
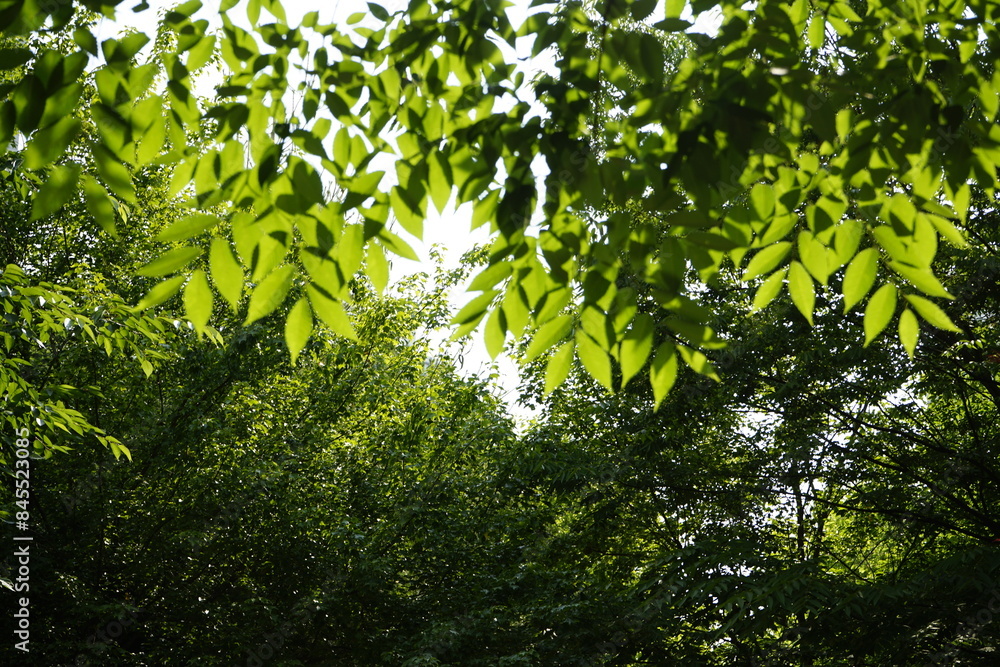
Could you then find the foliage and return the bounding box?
[1,0,995,399]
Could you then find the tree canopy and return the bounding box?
[4,1,1000,664]
[2,0,995,403]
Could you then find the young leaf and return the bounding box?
[137,246,203,277]
[842,247,878,313]
[898,308,919,357]
[787,260,815,325]
[650,340,678,410]
[864,283,897,346]
[576,329,612,391]
[525,314,573,361]
[742,242,791,281]
[136,275,186,310]
[156,214,219,242]
[244,264,295,325]
[285,297,313,365]
[307,285,358,341]
[183,269,213,333]
[904,294,961,332]
[751,268,787,312]
[619,312,653,388]
[209,238,244,311]
[544,341,574,394]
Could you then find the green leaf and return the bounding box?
[576,329,612,391]
[0,48,32,69]
[927,214,968,248]
[137,246,203,277]
[678,345,718,379]
[247,0,261,24]
[366,243,389,294]
[808,14,825,48]
[82,176,117,235]
[751,268,787,312]
[23,117,80,169]
[842,247,878,313]
[209,238,244,311]
[245,264,295,325]
[904,294,961,333]
[93,143,135,202]
[428,150,452,214]
[650,340,678,410]
[31,163,81,221]
[285,297,313,364]
[619,312,653,388]
[544,341,574,394]
[367,2,389,20]
[864,284,897,346]
[742,242,791,281]
[887,261,952,299]
[797,231,831,285]
[307,285,358,340]
[73,30,99,56]
[183,269,213,333]
[156,214,219,242]
[898,308,919,358]
[136,275,186,310]
[525,314,573,361]
[787,261,815,325]
[469,262,513,292]
[750,183,776,220]
[452,290,498,327]
[631,0,657,20]
[484,306,507,359]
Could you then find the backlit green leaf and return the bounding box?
[743,242,791,281]
[285,297,313,365]
[576,329,612,391]
[619,312,653,388]
[209,238,244,311]
[245,264,295,325]
[864,284,897,346]
[156,214,219,242]
[787,261,815,325]
[544,341,574,394]
[525,314,573,362]
[307,285,358,341]
[137,246,202,277]
[31,163,81,221]
[650,340,678,410]
[904,294,961,333]
[751,268,786,312]
[842,247,878,313]
[183,269,213,333]
[484,307,507,359]
[898,308,918,358]
[136,275,185,310]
